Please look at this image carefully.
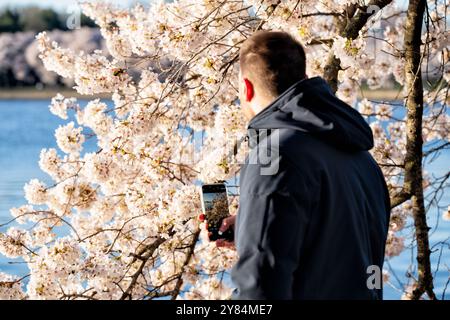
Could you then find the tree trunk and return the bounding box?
[403,0,435,300]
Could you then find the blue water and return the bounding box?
[0,99,448,299]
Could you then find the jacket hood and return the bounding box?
[247,77,374,151]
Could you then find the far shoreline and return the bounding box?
[0,87,112,100]
[0,87,403,102]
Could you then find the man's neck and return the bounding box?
[250,96,277,119]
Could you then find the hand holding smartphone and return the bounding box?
[200,183,234,242]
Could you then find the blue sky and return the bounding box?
[0,0,147,10]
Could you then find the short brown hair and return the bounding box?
[239,30,306,97]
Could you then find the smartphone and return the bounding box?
[201,183,234,242]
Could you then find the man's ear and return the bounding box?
[243,78,254,102]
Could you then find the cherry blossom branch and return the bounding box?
[120,234,170,300]
[323,0,394,92]
[170,228,201,300]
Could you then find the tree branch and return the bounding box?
[390,190,412,209]
[170,228,201,300]
[323,0,393,92]
[119,235,169,300]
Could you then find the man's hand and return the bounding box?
[198,213,236,249]
[216,215,236,248]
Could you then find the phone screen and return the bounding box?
[201,183,233,241]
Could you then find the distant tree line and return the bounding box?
[0,28,105,87]
[0,7,96,33]
[0,27,154,88]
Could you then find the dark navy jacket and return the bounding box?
[231,77,391,300]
